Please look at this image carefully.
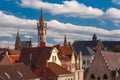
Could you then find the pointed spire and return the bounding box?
[39,7,44,22]
[17,29,20,37]
[15,29,21,50]
[64,34,67,46]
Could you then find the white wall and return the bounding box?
[82,55,94,70]
[58,75,74,80]
[48,48,61,66]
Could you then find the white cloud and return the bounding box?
[112,0,120,5]
[19,0,120,24]
[20,0,104,18]
[0,11,37,37]
[105,8,120,19]
[24,35,33,39]
[0,10,120,47]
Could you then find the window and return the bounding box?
[52,56,56,62]
[87,60,90,65]
[54,56,56,62]
[90,74,95,80]
[52,56,54,62]
[83,60,86,65]
[103,74,108,80]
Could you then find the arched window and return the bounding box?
[103,74,108,80]
[90,74,95,80]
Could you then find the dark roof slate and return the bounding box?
[72,40,120,55]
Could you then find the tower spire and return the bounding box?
[15,29,21,49]
[39,7,44,22]
[17,29,20,37]
[64,34,67,46]
[37,8,47,47]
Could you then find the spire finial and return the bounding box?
[39,7,44,22]
[17,29,20,37]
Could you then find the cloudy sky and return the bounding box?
[0,0,120,48]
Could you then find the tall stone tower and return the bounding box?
[37,8,47,47]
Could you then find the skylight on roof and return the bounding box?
[4,72,10,79]
[17,71,23,77]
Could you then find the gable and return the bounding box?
[86,51,110,80]
[48,48,61,66]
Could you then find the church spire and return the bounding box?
[15,29,21,49]
[64,34,67,46]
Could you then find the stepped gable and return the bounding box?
[102,51,120,71]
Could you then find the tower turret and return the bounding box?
[92,34,97,42]
[37,8,47,47]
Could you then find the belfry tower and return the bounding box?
[37,8,47,47]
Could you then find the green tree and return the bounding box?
[113,45,120,52]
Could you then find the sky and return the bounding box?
[0,0,120,48]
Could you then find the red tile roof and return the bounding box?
[102,51,120,71]
[19,47,54,66]
[47,62,71,77]
[8,49,21,55]
[0,51,4,55]
[54,45,74,60]
[9,55,19,63]
[0,63,38,80]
